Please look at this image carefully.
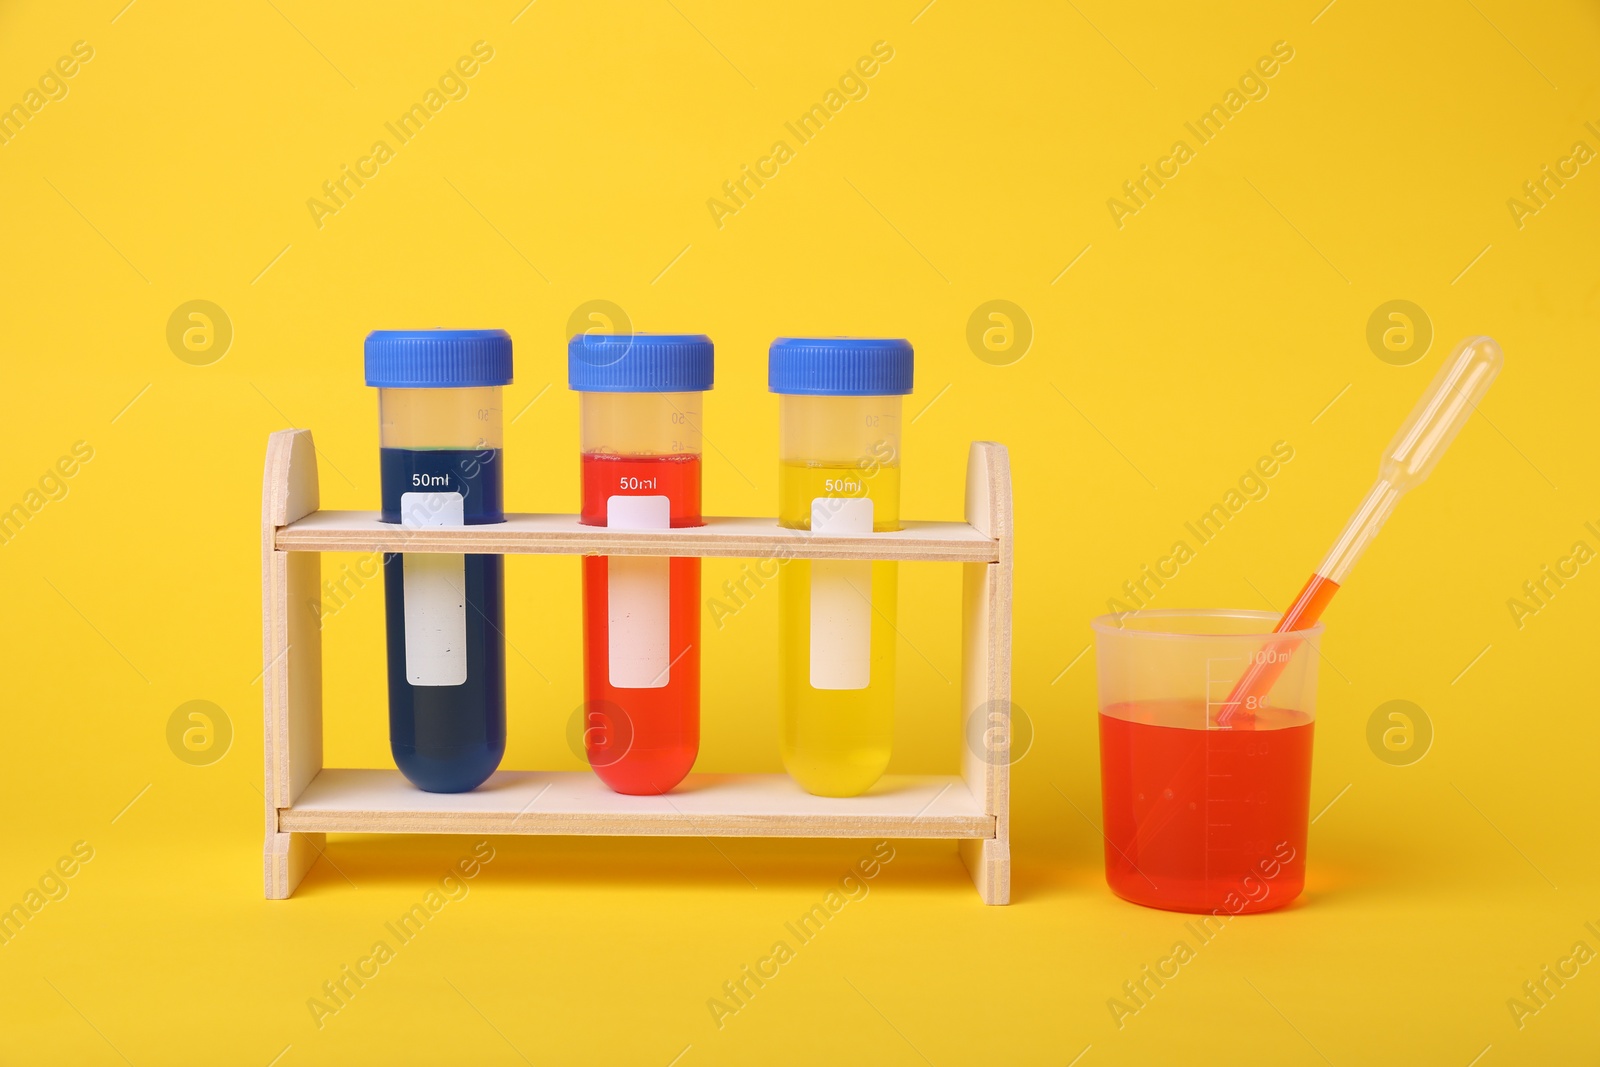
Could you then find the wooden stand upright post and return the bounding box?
[261,430,325,899]
[958,444,1013,904]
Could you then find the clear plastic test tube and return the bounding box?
[366,329,510,793]
[570,333,713,795]
[769,337,912,797]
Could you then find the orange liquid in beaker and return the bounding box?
[1098,699,1313,914]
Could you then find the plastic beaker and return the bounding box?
[1091,609,1321,914]
[769,337,912,797]
[366,328,511,794]
[570,333,712,795]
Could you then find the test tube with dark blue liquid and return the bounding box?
[365,329,511,793]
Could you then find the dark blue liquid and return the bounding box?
[380,447,505,793]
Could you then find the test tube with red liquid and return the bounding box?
[569,333,713,795]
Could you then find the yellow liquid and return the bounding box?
[778,461,900,797]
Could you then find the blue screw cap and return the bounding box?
[568,333,714,393]
[364,329,513,388]
[768,337,914,396]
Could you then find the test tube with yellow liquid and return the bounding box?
[769,338,913,797]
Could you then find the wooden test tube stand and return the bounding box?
[261,429,1013,903]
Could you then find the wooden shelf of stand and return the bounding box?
[277,511,998,562]
[261,429,1012,903]
[280,769,992,838]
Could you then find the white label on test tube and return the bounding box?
[399,491,467,687]
[607,495,671,689]
[810,497,873,690]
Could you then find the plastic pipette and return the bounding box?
[1217,336,1504,726]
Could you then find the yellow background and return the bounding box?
[3,1,1598,1063]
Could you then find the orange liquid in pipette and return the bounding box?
[1217,574,1339,726]
[1275,573,1340,632]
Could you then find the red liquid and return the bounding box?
[1099,700,1313,913]
[1216,573,1340,727]
[579,452,701,795]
